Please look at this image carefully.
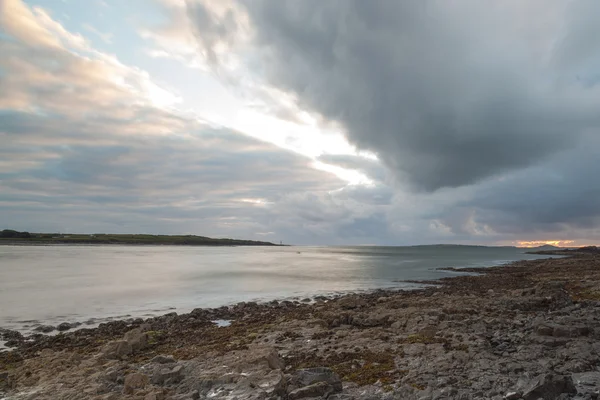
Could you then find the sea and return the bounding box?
[0,245,552,338]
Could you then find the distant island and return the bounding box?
[0,229,282,246]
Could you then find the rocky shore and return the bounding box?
[2,250,600,399]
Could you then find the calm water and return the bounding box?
[0,245,549,334]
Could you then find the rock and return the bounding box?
[101,340,132,359]
[572,371,600,398]
[0,328,23,341]
[123,372,148,394]
[151,354,177,364]
[535,323,554,336]
[104,367,120,382]
[152,364,184,385]
[288,367,343,394]
[57,322,80,331]
[39,348,54,357]
[145,392,166,400]
[289,381,334,399]
[250,347,285,370]
[339,297,366,310]
[264,348,285,370]
[504,392,521,400]
[534,321,589,338]
[124,328,149,352]
[34,325,55,333]
[0,371,9,387]
[521,373,577,400]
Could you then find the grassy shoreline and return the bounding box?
[0,230,282,247]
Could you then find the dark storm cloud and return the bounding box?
[465,142,600,233]
[185,0,600,191]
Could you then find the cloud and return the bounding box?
[317,154,387,183]
[82,23,113,44]
[5,0,600,246]
[0,0,350,242]
[180,0,600,191]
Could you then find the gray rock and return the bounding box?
[152,364,184,385]
[521,373,577,400]
[289,381,334,399]
[101,340,132,359]
[124,328,149,352]
[572,371,600,398]
[288,367,343,394]
[504,392,521,400]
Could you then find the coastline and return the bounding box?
[2,251,600,399]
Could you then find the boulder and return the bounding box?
[123,372,148,395]
[521,373,576,400]
[57,322,80,331]
[247,347,285,370]
[124,328,149,352]
[101,340,132,359]
[152,364,184,385]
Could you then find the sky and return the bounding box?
[1,0,599,246]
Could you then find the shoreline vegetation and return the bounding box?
[0,229,282,247]
[2,248,600,399]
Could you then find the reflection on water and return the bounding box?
[0,245,550,333]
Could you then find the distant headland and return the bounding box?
[0,229,282,246]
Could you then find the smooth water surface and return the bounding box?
[0,245,550,333]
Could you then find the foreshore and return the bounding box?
[2,250,600,399]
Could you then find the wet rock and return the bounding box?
[57,322,80,331]
[34,325,55,333]
[123,372,148,394]
[521,373,577,400]
[0,328,23,342]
